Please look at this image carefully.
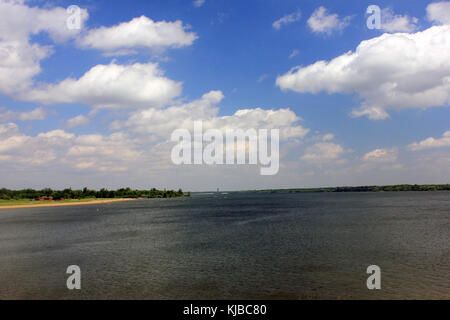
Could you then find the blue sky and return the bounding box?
[0,0,449,191]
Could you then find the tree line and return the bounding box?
[255,184,450,193]
[0,187,189,200]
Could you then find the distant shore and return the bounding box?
[0,198,137,210]
[239,184,450,194]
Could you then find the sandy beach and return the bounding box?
[0,198,137,210]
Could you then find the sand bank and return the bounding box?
[0,198,137,210]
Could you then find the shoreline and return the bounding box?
[0,198,137,210]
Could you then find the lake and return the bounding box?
[0,192,448,299]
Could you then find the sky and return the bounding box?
[0,0,449,191]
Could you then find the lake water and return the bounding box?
[0,192,448,299]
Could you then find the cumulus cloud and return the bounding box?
[276,25,450,119]
[0,122,143,171]
[78,16,197,54]
[427,1,450,25]
[0,122,75,164]
[0,41,52,95]
[307,6,351,34]
[273,11,302,30]
[66,133,142,172]
[0,122,27,152]
[112,90,224,136]
[208,108,310,140]
[408,131,450,151]
[113,90,310,141]
[0,0,88,96]
[0,0,88,43]
[0,107,45,122]
[104,91,310,178]
[21,62,182,109]
[301,142,344,162]
[0,87,310,177]
[66,115,90,128]
[363,148,398,162]
[381,8,419,33]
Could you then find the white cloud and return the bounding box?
[0,40,52,95]
[381,8,419,33]
[0,134,29,153]
[0,0,88,96]
[311,133,335,142]
[307,6,351,34]
[66,115,90,128]
[427,1,450,25]
[0,122,142,171]
[0,107,45,122]
[111,90,224,136]
[78,16,197,54]
[113,90,310,141]
[101,49,139,57]
[301,142,344,162]
[289,49,300,59]
[276,25,450,119]
[193,0,205,8]
[350,106,390,120]
[210,108,310,140]
[257,74,269,83]
[0,0,88,43]
[273,11,302,30]
[321,133,335,141]
[0,122,29,153]
[363,148,398,162]
[1,91,310,178]
[408,131,450,151]
[0,123,75,164]
[0,122,19,138]
[37,129,75,141]
[21,62,182,109]
[66,132,142,172]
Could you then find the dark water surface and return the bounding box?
[0,192,448,299]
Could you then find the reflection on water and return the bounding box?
[0,192,449,299]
